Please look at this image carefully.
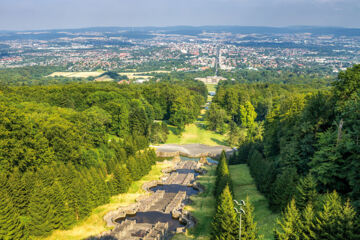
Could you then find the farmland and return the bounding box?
[48,70,171,79]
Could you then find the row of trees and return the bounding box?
[211,151,259,240]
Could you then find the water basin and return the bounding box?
[150,184,199,196]
[115,211,185,232]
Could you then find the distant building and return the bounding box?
[118,80,130,84]
[134,78,149,84]
[195,76,227,84]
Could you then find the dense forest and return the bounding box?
[210,64,360,239]
[0,80,206,239]
[1,63,359,239]
[218,69,335,86]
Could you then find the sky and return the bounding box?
[0,0,360,30]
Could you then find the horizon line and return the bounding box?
[1,24,360,33]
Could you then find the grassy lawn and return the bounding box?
[206,84,217,92]
[230,164,278,240]
[173,165,217,240]
[166,124,227,146]
[166,109,228,146]
[41,161,173,240]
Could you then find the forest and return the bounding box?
[0,80,206,239]
[1,63,359,239]
[218,69,335,86]
[209,64,360,239]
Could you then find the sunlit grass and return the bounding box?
[205,84,217,92]
[230,164,278,240]
[41,161,173,240]
[165,109,228,146]
[166,123,228,146]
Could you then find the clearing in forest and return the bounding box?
[166,83,227,146]
[166,110,227,146]
[230,164,278,240]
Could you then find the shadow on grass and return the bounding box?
[196,122,207,130]
[210,138,228,146]
[168,125,181,136]
[86,236,117,240]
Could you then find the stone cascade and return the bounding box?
[98,156,206,240]
[165,172,179,184]
[164,191,187,214]
[138,190,165,212]
[182,173,195,185]
[143,222,169,240]
[114,220,136,239]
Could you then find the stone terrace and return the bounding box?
[99,158,203,240]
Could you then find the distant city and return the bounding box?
[0,26,359,74]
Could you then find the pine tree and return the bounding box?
[82,170,98,209]
[55,163,77,219]
[50,181,75,230]
[300,203,316,240]
[0,187,27,239]
[90,168,109,206]
[315,191,360,240]
[314,191,342,240]
[22,170,36,213]
[219,150,227,167]
[215,152,232,197]
[339,200,360,240]
[274,199,302,240]
[7,168,29,215]
[295,174,318,211]
[126,156,141,181]
[112,165,132,194]
[241,196,259,240]
[107,180,115,196]
[270,168,298,211]
[27,182,56,236]
[212,185,238,240]
[69,175,91,221]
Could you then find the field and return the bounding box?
[173,165,217,240]
[41,161,173,240]
[48,71,104,78]
[165,110,228,146]
[230,164,278,240]
[48,70,171,79]
[118,70,170,79]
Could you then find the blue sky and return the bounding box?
[0,0,359,30]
